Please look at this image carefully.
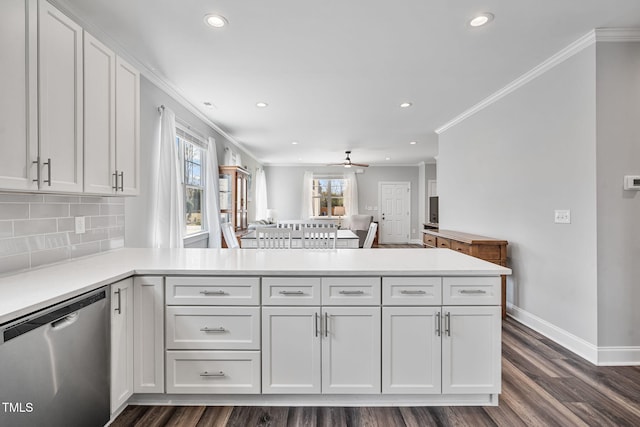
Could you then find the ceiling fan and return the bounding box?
[328,150,369,168]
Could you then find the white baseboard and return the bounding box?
[507,304,599,364]
[410,239,424,245]
[507,304,640,366]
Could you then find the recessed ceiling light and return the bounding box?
[256,102,268,108]
[400,102,412,108]
[469,13,494,27]
[409,141,417,145]
[291,141,298,145]
[385,157,391,161]
[205,14,228,28]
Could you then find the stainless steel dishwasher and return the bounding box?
[0,287,110,427]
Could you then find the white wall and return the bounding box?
[265,165,423,241]
[438,46,599,345]
[595,42,640,347]
[125,76,261,248]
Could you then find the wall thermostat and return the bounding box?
[623,175,640,190]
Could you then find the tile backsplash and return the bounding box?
[0,192,125,275]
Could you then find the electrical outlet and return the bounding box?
[554,210,571,224]
[75,216,86,234]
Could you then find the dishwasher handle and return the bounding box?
[1,287,107,345]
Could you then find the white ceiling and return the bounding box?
[56,0,640,166]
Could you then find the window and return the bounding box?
[312,177,345,216]
[176,128,206,236]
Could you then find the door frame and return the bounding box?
[378,181,411,244]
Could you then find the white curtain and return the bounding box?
[150,107,184,248]
[344,172,359,216]
[205,137,221,248]
[301,171,314,219]
[254,168,268,221]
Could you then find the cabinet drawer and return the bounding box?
[443,277,500,305]
[321,277,381,305]
[166,306,260,350]
[451,241,471,255]
[436,237,451,249]
[262,277,321,306]
[382,277,442,305]
[423,234,436,248]
[166,276,260,305]
[166,350,260,394]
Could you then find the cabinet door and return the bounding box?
[38,0,83,192]
[322,306,381,394]
[111,278,134,413]
[115,56,140,195]
[83,31,116,194]
[133,276,164,393]
[442,306,501,394]
[262,307,321,394]
[0,0,38,191]
[382,307,441,394]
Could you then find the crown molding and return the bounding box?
[595,28,640,42]
[50,0,261,165]
[436,30,597,134]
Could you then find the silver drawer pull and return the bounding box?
[200,327,227,333]
[339,290,365,295]
[200,290,226,295]
[460,289,487,294]
[200,371,225,377]
[400,290,426,295]
[279,290,304,295]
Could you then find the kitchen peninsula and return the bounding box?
[0,248,510,420]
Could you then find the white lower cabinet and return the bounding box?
[133,276,164,393]
[110,278,133,413]
[382,306,442,394]
[441,305,501,394]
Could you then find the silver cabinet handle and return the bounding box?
[200,371,225,377]
[43,158,52,186]
[436,311,441,336]
[460,289,487,294]
[118,171,124,192]
[114,288,122,314]
[324,312,328,337]
[200,290,226,295]
[339,290,364,295]
[200,327,226,333]
[315,312,319,337]
[445,312,451,336]
[401,290,426,295]
[112,170,119,190]
[32,158,40,185]
[279,290,304,295]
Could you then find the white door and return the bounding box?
[379,182,410,244]
[84,31,116,194]
[322,307,381,394]
[0,0,38,191]
[38,0,83,192]
[441,305,501,394]
[382,307,442,394]
[262,307,321,394]
[111,278,134,413]
[115,56,140,195]
[133,276,164,393]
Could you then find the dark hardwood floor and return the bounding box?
[112,318,640,427]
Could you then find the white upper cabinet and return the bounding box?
[38,0,83,192]
[0,0,37,191]
[84,31,116,194]
[115,57,140,195]
[84,34,140,195]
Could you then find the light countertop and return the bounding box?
[0,248,511,325]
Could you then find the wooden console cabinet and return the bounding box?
[423,229,508,318]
